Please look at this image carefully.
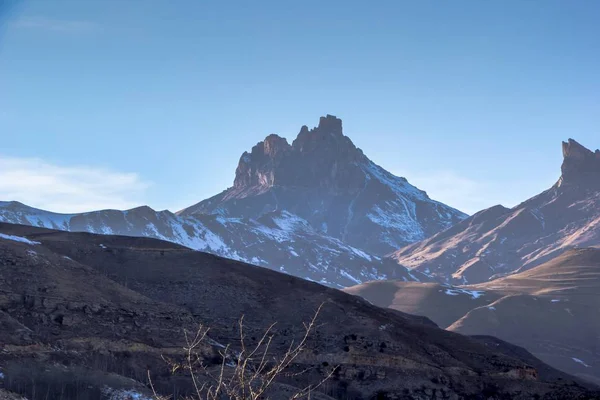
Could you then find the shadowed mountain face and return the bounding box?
[180,115,467,255]
[392,139,600,284]
[0,222,598,400]
[346,248,600,386]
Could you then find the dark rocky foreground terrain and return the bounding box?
[1,223,598,399]
[346,248,600,386]
[392,139,600,284]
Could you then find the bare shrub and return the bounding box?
[150,304,337,400]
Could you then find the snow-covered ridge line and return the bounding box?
[0,201,425,288]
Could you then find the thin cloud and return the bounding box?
[0,156,150,213]
[12,16,98,33]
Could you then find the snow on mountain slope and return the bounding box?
[0,116,464,287]
[391,138,600,284]
[0,201,426,288]
[180,115,467,255]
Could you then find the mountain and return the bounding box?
[392,138,600,284]
[0,222,597,400]
[0,114,466,288]
[345,248,600,385]
[180,115,467,255]
[0,201,425,288]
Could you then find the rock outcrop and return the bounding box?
[559,138,600,188]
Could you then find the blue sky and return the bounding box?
[0,0,598,214]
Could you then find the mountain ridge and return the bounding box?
[392,138,600,284]
[0,114,466,287]
[0,200,428,289]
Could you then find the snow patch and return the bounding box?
[408,271,421,282]
[272,211,309,231]
[348,246,372,261]
[0,233,40,245]
[572,358,590,367]
[443,287,485,299]
[99,225,114,235]
[207,338,226,349]
[530,208,546,229]
[339,270,362,285]
[565,308,574,316]
[367,204,424,244]
[362,161,425,199]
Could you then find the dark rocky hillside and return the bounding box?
[1,222,597,399]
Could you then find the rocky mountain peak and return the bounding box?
[232,115,367,191]
[146,114,466,256]
[562,138,598,161]
[292,114,355,153]
[317,114,344,135]
[233,134,292,189]
[559,139,600,187]
[262,134,292,156]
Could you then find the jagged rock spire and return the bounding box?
[559,139,600,187]
[233,115,365,190]
[233,134,292,188]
